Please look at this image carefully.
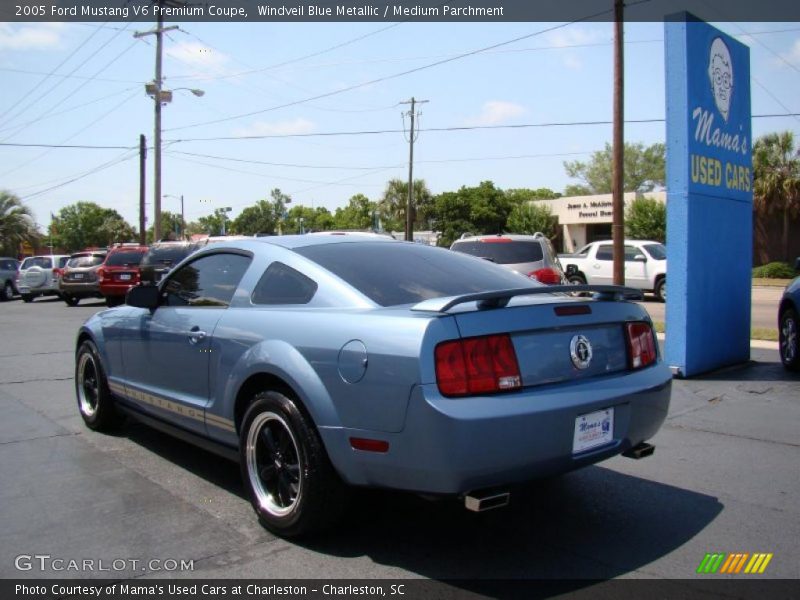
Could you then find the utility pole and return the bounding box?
[139,134,147,245]
[134,3,179,243]
[401,97,428,242]
[612,0,625,285]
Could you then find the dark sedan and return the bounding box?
[778,257,800,371]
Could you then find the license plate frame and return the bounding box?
[573,408,614,454]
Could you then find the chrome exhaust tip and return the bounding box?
[623,442,655,459]
[464,490,510,512]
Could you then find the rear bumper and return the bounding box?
[18,284,58,296]
[100,282,136,297]
[59,281,100,297]
[320,364,672,494]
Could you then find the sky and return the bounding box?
[1,15,799,232]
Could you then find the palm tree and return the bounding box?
[0,190,39,256]
[753,132,800,262]
[379,178,433,231]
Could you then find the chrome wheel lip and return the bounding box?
[780,314,797,364]
[77,352,99,418]
[246,411,302,518]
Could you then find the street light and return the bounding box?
[163,194,185,239]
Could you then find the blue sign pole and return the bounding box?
[665,13,752,377]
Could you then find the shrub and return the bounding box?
[752,262,797,279]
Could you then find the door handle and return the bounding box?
[188,327,207,345]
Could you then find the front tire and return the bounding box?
[240,391,349,537]
[779,308,799,372]
[75,340,122,431]
[21,294,33,303]
[64,294,80,306]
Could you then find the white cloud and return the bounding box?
[543,26,608,71]
[464,101,526,127]
[778,39,800,67]
[233,118,315,137]
[0,23,65,50]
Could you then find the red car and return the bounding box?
[98,245,148,306]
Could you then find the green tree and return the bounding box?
[564,142,665,194]
[753,131,800,261]
[563,184,593,197]
[284,205,334,233]
[625,196,666,242]
[0,191,39,255]
[333,194,377,230]
[50,202,134,251]
[232,200,280,236]
[429,181,513,247]
[147,211,185,243]
[379,178,433,230]
[506,202,557,236]
[505,188,561,204]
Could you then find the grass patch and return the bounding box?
[753,278,792,288]
[653,321,778,341]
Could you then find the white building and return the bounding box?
[535,191,666,253]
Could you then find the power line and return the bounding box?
[164,10,623,133]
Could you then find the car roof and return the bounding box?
[196,234,400,253]
[454,233,549,243]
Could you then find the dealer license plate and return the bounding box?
[119,273,132,281]
[573,408,614,454]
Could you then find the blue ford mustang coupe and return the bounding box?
[75,235,672,536]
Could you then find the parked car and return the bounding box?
[59,250,108,306]
[778,257,800,372]
[559,240,667,301]
[0,257,19,301]
[76,236,671,536]
[98,245,149,307]
[16,254,70,302]
[450,233,566,284]
[139,240,206,284]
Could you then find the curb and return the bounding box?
[655,333,778,351]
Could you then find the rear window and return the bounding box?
[295,242,534,307]
[21,257,52,269]
[141,244,198,268]
[68,254,105,268]
[105,250,146,267]
[0,260,17,270]
[451,239,544,265]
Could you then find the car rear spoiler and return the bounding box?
[411,285,643,313]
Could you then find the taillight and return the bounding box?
[53,268,63,280]
[529,267,562,284]
[626,322,657,369]
[96,268,104,282]
[435,334,521,397]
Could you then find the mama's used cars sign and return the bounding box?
[687,29,751,200]
[665,14,752,377]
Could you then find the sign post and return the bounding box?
[665,13,752,377]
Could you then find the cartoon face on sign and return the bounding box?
[708,37,733,122]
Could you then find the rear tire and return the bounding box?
[75,340,122,431]
[240,391,349,537]
[567,274,586,285]
[105,296,123,307]
[21,294,33,303]
[779,308,799,372]
[64,295,79,306]
[655,277,666,302]
[0,281,12,301]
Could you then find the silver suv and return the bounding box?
[17,255,70,302]
[0,257,19,301]
[450,233,566,284]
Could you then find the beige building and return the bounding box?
[536,191,667,253]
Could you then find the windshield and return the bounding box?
[643,244,667,260]
[68,254,105,268]
[141,245,197,268]
[296,242,535,307]
[105,250,145,267]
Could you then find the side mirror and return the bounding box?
[126,285,160,309]
[633,254,647,262]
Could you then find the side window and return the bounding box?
[251,262,318,305]
[596,245,613,261]
[163,253,251,308]
[624,245,643,261]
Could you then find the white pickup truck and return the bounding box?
[558,240,667,301]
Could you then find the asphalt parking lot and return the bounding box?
[0,297,798,590]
